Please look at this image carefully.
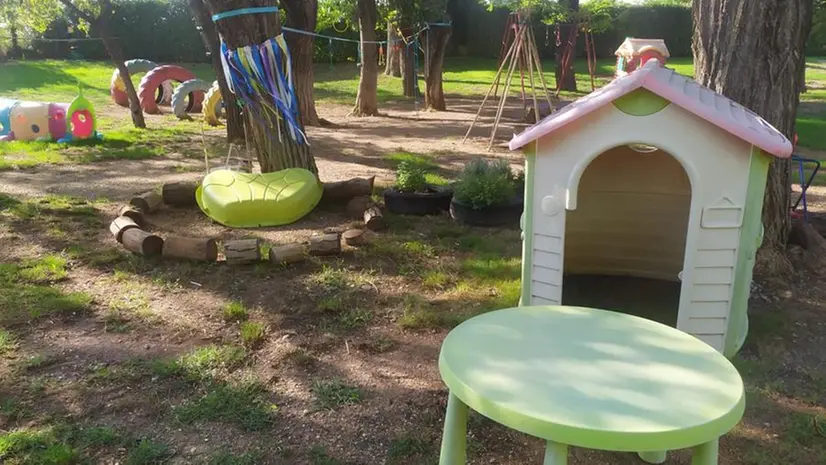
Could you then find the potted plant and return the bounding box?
[450,158,523,227]
[384,161,453,215]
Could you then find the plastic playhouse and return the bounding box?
[510,39,792,357]
[0,89,99,143]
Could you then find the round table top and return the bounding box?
[438,306,745,451]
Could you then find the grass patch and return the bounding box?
[309,265,352,293]
[460,256,521,280]
[424,172,450,186]
[205,450,263,465]
[283,348,316,368]
[1,398,31,424]
[397,295,447,330]
[311,379,363,410]
[310,446,344,465]
[125,439,172,465]
[0,329,17,354]
[175,380,277,431]
[388,437,434,462]
[0,424,127,465]
[318,295,344,312]
[337,308,373,331]
[239,321,266,348]
[222,301,250,322]
[0,259,93,326]
[422,269,451,289]
[156,345,247,382]
[384,151,438,171]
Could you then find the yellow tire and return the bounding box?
[203,81,223,126]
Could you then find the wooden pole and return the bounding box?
[162,236,218,261]
[462,31,520,144]
[122,229,164,256]
[526,31,540,123]
[527,26,554,110]
[487,25,525,151]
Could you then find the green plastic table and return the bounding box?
[437,306,745,465]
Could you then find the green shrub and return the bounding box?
[394,161,428,193]
[453,158,518,209]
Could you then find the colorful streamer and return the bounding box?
[220,34,307,145]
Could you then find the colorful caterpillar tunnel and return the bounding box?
[0,89,100,143]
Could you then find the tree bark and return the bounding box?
[187,0,244,142]
[202,0,317,176]
[693,0,813,271]
[282,0,321,127]
[96,4,146,128]
[9,23,22,59]
[399,28,417,98]
[554,23,578,92]
[424,26,451,111]
[385,20,401,77]
[352,0,379,116]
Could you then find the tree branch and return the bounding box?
[56,0,94,23]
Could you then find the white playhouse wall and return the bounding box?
[526,102,753,351]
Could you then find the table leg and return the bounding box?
[439,392,469,465]
[638,451,667,463]
[543,441,568,465]
[691,439,719,465]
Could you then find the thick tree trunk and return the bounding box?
[203,0,316,176]
[424,26,451,111]
[9,23,22,59]
[693,0,813,272]
[352,0,379,116]
[554,23,577,92]
[385,20,401,77]
[97,10,146,129]
[282,0,321,127]
[188,0,244,142]
[399,29,417,98]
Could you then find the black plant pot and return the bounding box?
[450,195,524,227]
[384,185,453,216]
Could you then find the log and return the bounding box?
[224,239,261,265]
[129,190,163,213]
[162,182,199,207]
[309,233,341,256]
[162,236,218,261]
[364,205,387,231]
[269,243,307,265]
[321,177,375,204]
[342,229,367,247]
[121,228,164,256]
[346,196,373,219]
[109,216,140,243]
[118,205,146,228]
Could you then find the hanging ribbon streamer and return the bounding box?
[220,34,307,145]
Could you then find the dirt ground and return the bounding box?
[1,99,825,465]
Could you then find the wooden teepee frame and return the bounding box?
[462,12,553,151]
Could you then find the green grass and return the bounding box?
[175,380,277,431]
[221,301,250,322]
[205,450,263,465]
[310,446,345,465]
[384,151,438,171]
[0,329,17,354]
[311,379,363,410]
[156,345,247,382]
[0,257,93,327]
[125,440,172,465]
[239,321,266,348]
[388,436,434,462]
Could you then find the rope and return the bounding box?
[282,25,428,46]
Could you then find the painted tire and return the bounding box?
[171,79,211,118]
[156,81,175,105]
[203,81,223,126]
[137,65,201,114]
[110,59,157,107]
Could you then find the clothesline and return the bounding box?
[282,25,431,46]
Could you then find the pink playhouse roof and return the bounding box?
[509,60,793,158]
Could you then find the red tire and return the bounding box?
[137,65,203,114]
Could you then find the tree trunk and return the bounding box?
[282,0,320,127]
[187,0,244,142]
[9,23,22,59]
[203,0,317,176]
[352,0,379,116]
[399,29,417,98]
[424,26,451,111]
[693,0,813,271]
[385,20,401,77]
[554,23,578,92]
[97,7,146,129]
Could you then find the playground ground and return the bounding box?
[0,59,824,464]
